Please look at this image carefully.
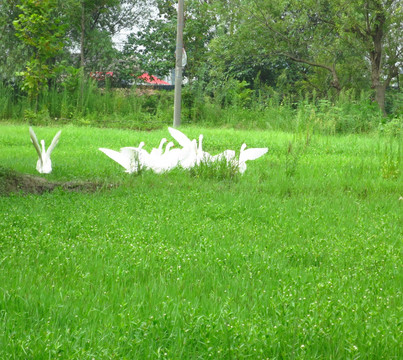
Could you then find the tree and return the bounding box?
[124,0,218,80]
[337,0,402,114]
[13,0,67,107]
[223,0,402,113]
[64,0,149,72]
[0,0,30,86]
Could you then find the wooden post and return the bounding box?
[173,0,184,127]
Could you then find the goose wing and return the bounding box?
[120,147,150,169]
[99,148,131,171]
[240,147,268,163]
[168,127,192,147]
[46,130,62,156]
[29,127,42,158]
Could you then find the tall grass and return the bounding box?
[1,81,400,134]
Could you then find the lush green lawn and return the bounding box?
[0,124,402,359]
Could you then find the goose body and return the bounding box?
[179,139,198,169]
[211,149,236,164]
[148,141,180,173]
[168,127,210,167]
[99,130,268,175]
[29,127,61,174]
[150,138,167,157]
[99,142,148,173]
[120,142,149,172]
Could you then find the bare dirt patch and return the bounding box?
[0,168,105,196]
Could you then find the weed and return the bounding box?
[189,157,240,181]
[379,117,403,137]
[380,137,402,180]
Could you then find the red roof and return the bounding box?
[138,73,169,85]
[89,71,170,85]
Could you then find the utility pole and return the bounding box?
[173,0,184,127]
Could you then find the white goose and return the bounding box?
[211,149,236,164]
[168,127,192,148]
[120,142,149,172]
[168,127,209,166]
[237,143,268,173]
[179,139,198,169]
[29,127,62,174]
[99,142,148,173]
[148,141,180,173]
[196,134,213,164]
[150,138,167,157]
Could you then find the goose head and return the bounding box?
[158,138,167,150]
[164,141,175,154]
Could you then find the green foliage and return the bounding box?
[209,0,401,114]
[124,0,217,80]
[13,0,67,103]
[0,78,390,135]
[1,0,401,119]
[210,78,254,108]
[292,91,383,134]
[379,117,403,138]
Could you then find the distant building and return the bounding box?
[137,73,170,85]
[89,71,174,89]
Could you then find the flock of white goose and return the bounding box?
[29,126,268,175]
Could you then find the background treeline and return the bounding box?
[0,0,402,132]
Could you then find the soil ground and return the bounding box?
[0,167,104,196]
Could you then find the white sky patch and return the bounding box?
[113,3,159,51]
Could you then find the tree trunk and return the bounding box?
[369,37,387,114]
[375,84,387,116]
[80,2,85,69]
[368,6,387,115]
[80,1,85,107]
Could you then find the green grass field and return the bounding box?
[0,124,402,359]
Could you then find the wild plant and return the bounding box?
[380,136,402,180]
[285,129,312,178]
[188,157,240,181]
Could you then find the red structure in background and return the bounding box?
[90,71,169,85]
[137,73,170,85]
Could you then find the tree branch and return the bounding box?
[283,53,342,91]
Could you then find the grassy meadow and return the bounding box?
[0,123,402,359]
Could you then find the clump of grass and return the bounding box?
[380,139,401,180]
[188,157,240,181]
[379,117,403,137]
[285,141,301,177]
[284,130,312,178]
[381,158,400,179]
